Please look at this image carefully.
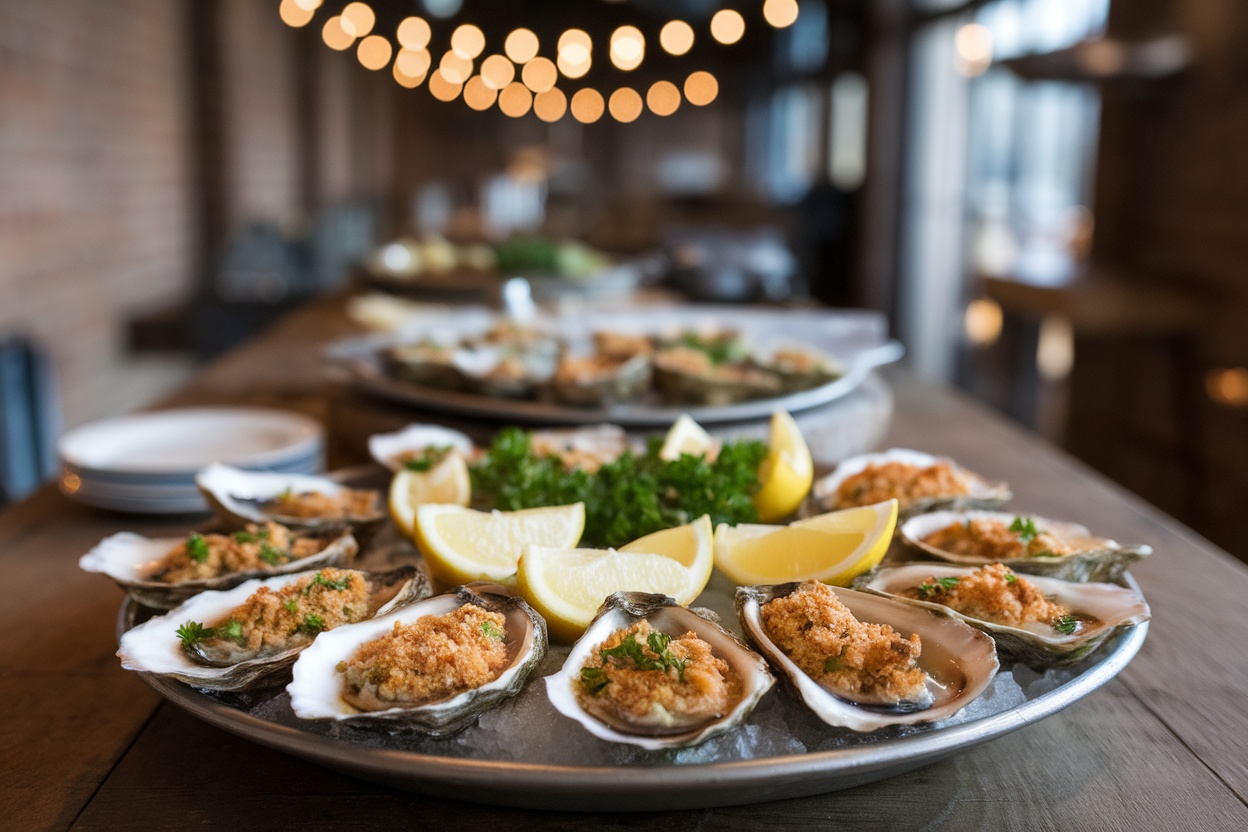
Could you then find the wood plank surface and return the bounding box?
[3,297,1247,830]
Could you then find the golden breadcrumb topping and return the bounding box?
[594,331,653,360]
[576,621,740,726]
[922,518,1102,561]
[264,488,379,520]
[835,461,971,509]
[761,580,927,704]
[151,522,324,583]
[340,604,509,711]
[901,563,1069,628]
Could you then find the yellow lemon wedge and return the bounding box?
[713,499,898,586]
[659,413,718,461]
[517,516,715,642]
[387,451,472,536]
[752,410,814,522]
[413,503,585,586]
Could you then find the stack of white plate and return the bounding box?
[57,407,325,514]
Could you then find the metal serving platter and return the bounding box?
[119,574,1148,811]
[325,306,904,427]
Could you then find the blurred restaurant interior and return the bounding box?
[0,0,1246,562]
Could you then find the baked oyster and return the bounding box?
[811,449,1011,517]
[286,583,547,735]
[80,525,358,610]
[546,593,775,750]
[196,464,385,533]
[900,509,1152,583]
[382,341,463,389]
[551,352,651,407]
[736,581,997,732]
[367,423,475,472]
[855,562,1150,667]
[117,565,428,691]
[652,346,783,406]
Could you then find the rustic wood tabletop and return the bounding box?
[4,296,1246,831]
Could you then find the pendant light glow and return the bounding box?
[710,10,745,45]
[499,82,534,117]
[505,28,540,64]
[570,88,605,123]
[646,80,681,116]
[340,2,375,37]
[322,16,355,50]
[608,87,643,122]
[451,24,486,59]
[534,88,567,122]
[659,20,695,56]
[684,71,718,106]
[463,76,498,110]
[763,0,800,29]
[522,57,558,93]
[357,35,393,70]
[480,54,516,90]
[428,69,463,101]
[397,17,432,50]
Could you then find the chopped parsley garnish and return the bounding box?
[469,428,767,547]
[917,576,961,598]
[284,598,298,613]
[220,619,245,644]
[258,543,286,566]
[482,620,505,641]
[403,445,452,472]
[186,533,210,563]
[823,646,849,673]
[580,666,610,695]
[233,527,269,543]
[1009,516,1038,544]
[677,332,745,365]
[176,620,210,647]
[301,614,326,634]
[1004,572,1017,583]
[310,571,352,591]
[1053,615,1079,635]
[598,632,688,681]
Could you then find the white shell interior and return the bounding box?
[367,424,474,472]
[196,463,354,523]
[546,605,774,751]
[812,449,941,503]
[900,509,1120,563]
[740,586,999,732]
[287,591,537,721]
[79,532,184,582]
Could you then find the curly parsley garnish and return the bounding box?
[220,619,245,644]
[310,571,352,591]
[258,543,287,566]
[233,527,270,544]
[176,620,211,647]
[580,666,610,696]
[1053,615,1080,635]
[482,620,505,641]
[917,576,961,598]
[1009,516,1038,544]
[284,597,298,613]
[1004,571,1018,583]
[403,445,452,472]
[186,533,210,563]
[300,614,326,635]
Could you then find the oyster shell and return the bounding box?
[854,563,1150,667]
[117,566,429,691]
[196,464,385,534]
[811,449,1011,517]
[367,423,475,473]
[79,527,359,610]
[453,345,557,399]
[652,348,783,406]
[551,353,651,407]
[286,582,547,735]
[769,347,843,393]
[736,583,998,732]
[382,342,463,389]
[899,509,1152,583]
[545,593,775,750]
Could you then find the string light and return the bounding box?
[279,0,315,28]
[521,57,557,93]
[505,28,540,64]
[451,24,486,59]
[684,71,718,106]
[608,87,643,122]
[439,51,473,85]
[647,80,681,116]
[480,54,515,90]
[294,0,323,9]
[610,26,645,71]
[463,76,498,110]
[428,69,463,101]
[340,2,375,38]
[534,88,567,122]
[393,59,426,88]
[659,21,694,56]
[710,10,745,45]
[558,52,591,79]
[396,17,431,50]
[498,82,533,117]
[322,16,355,51]
[396,48,431,78]
[763,0,800,29]
[558,29,592,65]
[570,88,604,123]
[357,35,392,70]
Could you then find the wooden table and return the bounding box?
[4,297,1247,831]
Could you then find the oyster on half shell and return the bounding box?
[736,583,998,732]
[854,563,1150,667]
[545,593,775,750]
[286,583,547,735]
[367,423,474,472]
[196,464,386,535]
[80,527,359,610]
[899,509,1152,584]
[117,566,429,692]
[811,449,1011,518]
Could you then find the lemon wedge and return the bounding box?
[659,413,718,461]
[752,410,814,522]
[387,451,472,536]
[517,516,714,642]
[413,503,585,586]
[713,499,898,586]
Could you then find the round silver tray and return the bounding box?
[119,580,1147,811]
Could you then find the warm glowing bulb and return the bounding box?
[558,29,592,63]
[393,59,425,88]
[428,69,463,102]
[480,54,515,90]
[659,20,694,56]
[533,88,567,122]
[1207,367,1248,407]
[710,10,745,45]
[505,28,540,64]
[610,26,645,70]
[498,82,533,117]
[964,298,1004,345]
[608,87,643,123]
[646,80,681,116]
[763,0,800,29]
[522,57,557,93]
[439,51,473,85]
[279,0,315,28]
[396,17,431,50]
[396,48,431,78]
[357,35,392,70]
[340,2,375,37]
[451,24,486,59]
[955,23,994,76]
[294,0,323,10]
[557,52,591,79]
[570,88,604,124]
[463,76,498,110]
[322,16,355,51]
[684,71,719,106]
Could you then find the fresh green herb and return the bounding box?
[580,666,610,695]
[258,543,286,566]
[343,606,353,618]
[599,632,687,680]
[1004,572,1017,583]
[677,332,746,365]
[186,533,210,563]
[1053,615,1079,635]
[403,445,452,472]
[482,620,505,641]
[917,576,959,598]
[469,428,767,547]
[284,597,298,613]
[1009,516,1038,544]
[220,619,245,644]
[310,570,352,591]
[917,582,936,598]
[176,620,211,647]
[233,527,269,543]
[823,646,849,673]
[937,576,961,590]
[301,614,326,634]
